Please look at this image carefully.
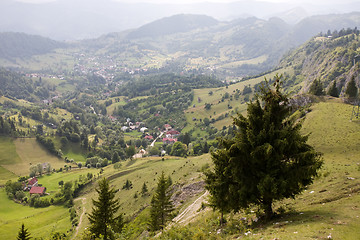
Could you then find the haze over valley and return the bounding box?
[1,1,360,239]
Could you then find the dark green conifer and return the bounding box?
[345,76,358,98]
[17,223,31,240]
[149,172,174,231]
[205,75,323,220]
[309,79,324,96]
[88,178,123,239]
[327,80,339,97]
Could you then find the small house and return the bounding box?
[29,186,46,196]
[28,177,38,188]
[163,138,177,144]
[140,127,148,133]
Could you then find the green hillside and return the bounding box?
[279,28,360,95]
[156,99,360,239]
[0,32,66,60]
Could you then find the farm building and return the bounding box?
[29,186,46,196]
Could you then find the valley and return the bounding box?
[0,6,360,240]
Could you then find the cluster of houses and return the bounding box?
[24,177,47,196]
[121,119,147,132]
[162,124,180,145]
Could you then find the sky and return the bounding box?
[14,0,353,4]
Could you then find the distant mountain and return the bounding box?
[2,12,360,79]
[127,14,218,39]
[288,12,360,45]
[0,0,359,40]
[0,32,66,59]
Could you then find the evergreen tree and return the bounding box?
[309,79,324,96]
[141,182,148,196]
[345,76,358,99]
[122,179,133,190]
[205,75,323,220]
[88,178,123,240]
[150,172,174,231]
[327,80,339,97]
[112,152,120,163]
[17,223,31,240]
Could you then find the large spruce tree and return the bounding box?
[327,80,339,97]
[17,223,31,240]
[205,75,323,220]
[345,75,358,99]
[150,172,174,231]
[88,178,123,240]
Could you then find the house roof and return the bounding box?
[29,186,46,195]
[145,135,153,140]
[28,177,38,185]
[163,138,177,142]
[167,130,180,135]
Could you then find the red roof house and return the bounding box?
[28,177,38,187]
[29,186,46,196]
[144,135,154,140]
[162,138,177,144]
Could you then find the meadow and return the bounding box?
[0,137,70,184]
[157,99,360,239]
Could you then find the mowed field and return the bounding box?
[0,189,71,239]
[0,137,66,184]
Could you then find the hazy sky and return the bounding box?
[15,0,353,4]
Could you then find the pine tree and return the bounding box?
[327,80,339,97]
[17,223,31,240]
[205,75,323,220]
[141,182,148,196]
[309,79,324,96]
[345,76,358,99]
[150,172,174,231]
[88,178,123,240]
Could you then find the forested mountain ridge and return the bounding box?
[0,32,66,59]
[2,13,360,79]
[127,14,219,39]
[279,28,360,95]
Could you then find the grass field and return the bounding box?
[0,137,67,184]
[1,99,360,239]
[0,189,71,239]
[71,154,212,238]
[183,70,290,133]
[161,99,360,239]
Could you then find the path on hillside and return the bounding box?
[155,191,209,238]
[173,191,209,225]
[72,197,87,240]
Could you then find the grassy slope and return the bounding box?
[164,99,360,239]
[248,99,360,239]
[0,166,98,239]
[1,99,359,239]
[0,189,71,239]
[183,69,290,134]
[73,154,211,239]
[0,137,68,184]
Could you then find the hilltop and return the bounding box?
[1,12,360,79]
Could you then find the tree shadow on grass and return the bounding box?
[251,209,339,230]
